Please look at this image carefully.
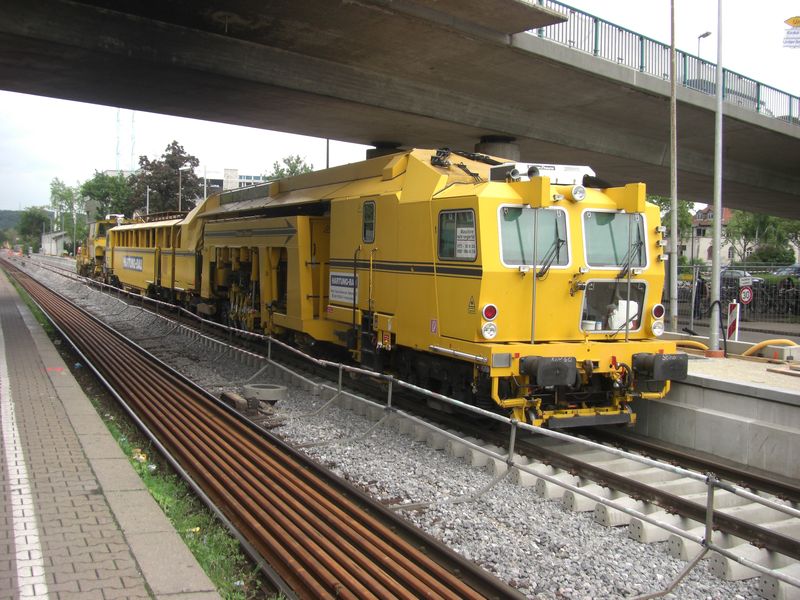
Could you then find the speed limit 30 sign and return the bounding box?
[739,285,753,305]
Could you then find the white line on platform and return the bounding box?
[0,323,50,599]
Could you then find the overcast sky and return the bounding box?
[0,0,797,212]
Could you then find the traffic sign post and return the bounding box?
[738,285,753,305]
[727,301,740,341]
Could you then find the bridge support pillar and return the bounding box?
[475,135,519,161]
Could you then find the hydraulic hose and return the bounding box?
[741,339,798,357]
[676,340,709,351]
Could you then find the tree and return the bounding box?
[50,178,83,226]
[49,178,87,252]
[18,208,50,252]
[778,218,800,262]
[128,141,201,214]
[265,155,313,180]
[648,195,692,242]
[80,171,132,219]
[0,228,16,249]
[748,244,795,265]
[724,210,790,263]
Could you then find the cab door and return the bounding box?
[309,217,330,319]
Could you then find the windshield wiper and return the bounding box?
[616,240,644,280]
[536,237,565,279]
[606,313,638,338]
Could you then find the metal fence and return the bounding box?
[531,1,800,126]
[665,264,800,330]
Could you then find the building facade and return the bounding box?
[680,207,798,265]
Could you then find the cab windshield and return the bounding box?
[583,211,645,268]
[499,207,568,267]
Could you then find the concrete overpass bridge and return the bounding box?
[1,0,798,217]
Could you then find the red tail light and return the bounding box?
[482,304,498,321]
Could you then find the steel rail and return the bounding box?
[514,439,800,561]
[587,429,800,504]
[3,261,521,600]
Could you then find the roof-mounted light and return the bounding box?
[569,185,587,202]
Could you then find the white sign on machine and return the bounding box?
[456,227,476,259]
[123,255,143,271]
[330,272,359,304]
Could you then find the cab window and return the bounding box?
[499,206,568,267]
[438,210,476,261]
[583,211,645,268]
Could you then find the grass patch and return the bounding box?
[98,407,266,599]
[8,274,274,599]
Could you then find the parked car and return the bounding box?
[772,265,800,278]
[720,268,764,285]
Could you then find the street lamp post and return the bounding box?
[178,165,192,212]
[697,31,712,79]
[668,0,678,332]
[697,31,712,58]
[708,0,723,355]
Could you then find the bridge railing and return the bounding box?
[532,1,800,127]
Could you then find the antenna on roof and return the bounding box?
[116,108,121,173]
[130,112,136,171]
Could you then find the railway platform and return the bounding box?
[0,273,219,599]
[630,352,800,482]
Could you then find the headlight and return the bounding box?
[569,185,586,202]
[651,320,665,337]
[481,322,498,340]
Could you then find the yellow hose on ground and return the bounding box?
[676,340,709,351]
[741,339,798,357]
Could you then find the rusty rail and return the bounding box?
[3,259,521,600]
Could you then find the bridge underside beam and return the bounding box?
[0,0,798,217]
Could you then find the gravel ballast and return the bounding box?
[22,258,762,599]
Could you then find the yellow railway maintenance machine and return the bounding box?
[77,214,133,277]
[106,148,688,428]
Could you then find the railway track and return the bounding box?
[1,257,522,600]
[15,253,800,598]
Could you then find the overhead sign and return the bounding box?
[738,286,753,305]
[785,21,800,47]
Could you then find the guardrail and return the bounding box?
[532,1,800,126]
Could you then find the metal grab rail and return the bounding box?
[531,0,799,126]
